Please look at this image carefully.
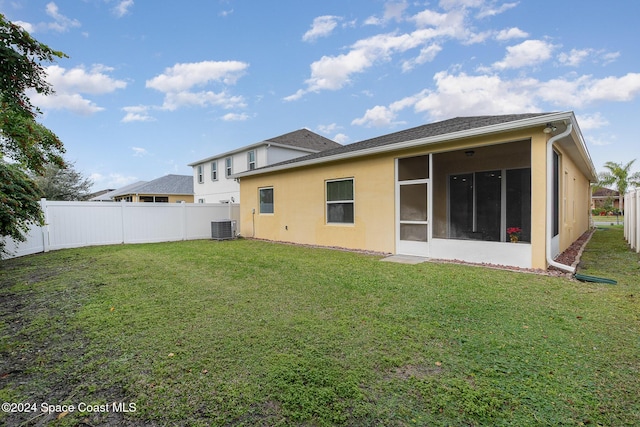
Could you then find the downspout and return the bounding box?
[546,123,575,273]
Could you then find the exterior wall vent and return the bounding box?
[211,220,236,240]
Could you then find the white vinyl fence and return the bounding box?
[624,188,640,253]
[3,200,240,259]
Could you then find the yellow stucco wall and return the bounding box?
[555,143,592,250]
[240,154,396,253]
[239,128,593,269]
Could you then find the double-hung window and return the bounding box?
[197,165,204,184]
[211,161,218,181]
[248,151,256,170]
[326,178,354,224]
[225,157,232,178]
[259,187,274,214]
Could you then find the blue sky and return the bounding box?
[3,0,640,190]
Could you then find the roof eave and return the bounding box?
[235,112,577,178]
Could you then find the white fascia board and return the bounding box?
[235,112,576,178]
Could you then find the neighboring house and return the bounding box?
[188,129,341,203]
[591,187,620,210]
[91,175,194,203]
[86,188,115,201]
[235,111,597,271]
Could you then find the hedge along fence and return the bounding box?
[624,188,640,253]
[3,200,241,259]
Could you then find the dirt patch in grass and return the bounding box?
[0,254,144,427]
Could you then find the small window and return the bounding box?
[197,165,204,184]
[225,157,232,177]
[326,178,354,224]
[248,151,256,170]
[211,161,218,181]
[259,187,274,214]
[198,198,205,204]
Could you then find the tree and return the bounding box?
[1,14,67,172]
[0,161,43,255]
[1,14,68,255]
[32,161,93,201]
[597,160,640,212]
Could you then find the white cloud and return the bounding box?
[490,39,557,70]
[439,0,484,9]
[352,105,403,127]
[589,135,615,146]
[333,133,350,144]
[364,0,408,26]
[317,123,340,134]
[221,112,249,121]
[287,4,478,100]
[44,2,81,32]
[353,70,640,127]
[45,64,127,94]
[131,147,148,157]
[558,48,592,67]
[113,0,134,18]
[495,27,528,41]
[28,64,126,115]
[576,113,609,130]
[146,60,248,111]
[402,43,442,71]
[146,60,248,92]
[538,73,640,107]
[122,105,155,123]
[13,20,35,33]
[601,51,620,65]
[476,1,518,18]
[302,15,341,42]
[17,2,80,33]
[289,28,449,99]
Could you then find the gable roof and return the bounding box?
[90,180,147,201]
[188,128,341,166]
[266,128,342,151]
[235,112,595,180]
[110,175,193,198]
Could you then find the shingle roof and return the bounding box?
[132,174,193,195]
[592,188,619,197]
[91,180,148,200]
[244,113,553,173]
[188,129,341,166]
[265,128,342,151]
[110,175,193,198]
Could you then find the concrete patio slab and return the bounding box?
[380,255,429,264]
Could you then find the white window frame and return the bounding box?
[225,157,232,178]
[326,178,355,224]
[211,161,218,181]
[248,150,256,170]
[259,187,274,214]
[197,165,204,184]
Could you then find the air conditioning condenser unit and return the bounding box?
[211,220,236,240]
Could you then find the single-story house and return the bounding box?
[235,112,597,272]
[91,175,194,203]
[591,187,620,211]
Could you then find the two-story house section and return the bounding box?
[188,129,341,203]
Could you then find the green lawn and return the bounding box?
[1,228,639,426]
